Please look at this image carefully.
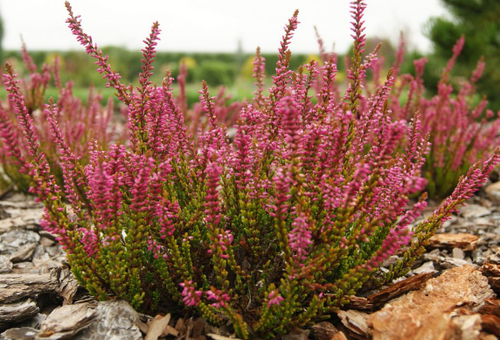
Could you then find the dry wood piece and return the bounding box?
[310,322,346,340]
[451,314,482,339]
[74,300,142,340]
[368,265,494,340]
[0,273,57,304]
[485,181,500,204]
[9,243,37,263]
[144,314,178,340]
[367,272,435,305]
[0,256,12,274]
[428,233,479,251]
[37,302,97,339]
[0,327,38,340]
[0,299,38,326]
[53,267,79,306]
[477,299,500,317]
[343,296,374,311]
[480,314,500,337]
[281,328,310,340]
[336,310,370,337]
[480,262,500,293]
[208,335,242,340]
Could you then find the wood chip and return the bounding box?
[368,265,494,340]
[428,233,479,251]
[38,302,97,337]
[0,273,57,303]
[343,296,374,311]
[9,243,37,263]
[451,314,482,339]
[0,327,38,340]
[336,310,370,337]
[477,299,500,317]
[480,314,500,337]
[0,299,39,325]
[310,321,344,340]
[73,300,142,340]
[367,272,435,305]
[480,262,500,293]
[0,255,13,274]
[145,314,178,340]
[207,335,242,340]
[485,181,500,204]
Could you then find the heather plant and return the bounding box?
[387,36,500,198]
[313,31,500,199]
[2,1,499,339]
[0,44,117,194]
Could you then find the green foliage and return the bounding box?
[195,60,237,86]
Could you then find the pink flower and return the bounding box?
[206,288,230,309]
[288,212,313,262]
[180,281,202,307]
[267,290,284,307]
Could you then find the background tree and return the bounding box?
[426,0,500,110]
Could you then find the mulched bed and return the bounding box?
[1,176,500,340]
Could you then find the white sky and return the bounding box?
[0,0,449,54]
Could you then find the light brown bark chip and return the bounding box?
[368,265,494,340]
[428,233,479,251]
[336,310,371,337]
[38,303,97,339]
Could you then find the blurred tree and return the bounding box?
[427,0,500,110]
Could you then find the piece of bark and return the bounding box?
[477,299,500,317]
[0,299,39,325]
[336,310,370,337]
[37,302,97,339]
[428,233,479,251]
[135,318,149,335]
[459,204,491,219]
[189,317,207,338]
[9,243,37,263]
[412,261,437,275]
[54,267,79,305]
[0,327,38,340]
[145,314,178,340]
[451,314,482,339]
[207,335,242,340]
[330,333,348,340]
[368,265,494,340]
[174,317,187,335]
[0,273,57,303]
[480,262,500,293]
[480,314,500,337]
[74,300,142,340]
[281,328,310,340]
[310,322,344,340]
[485,181,500,204]
[367,272,435,305]
[343,296,374,311]
[479,333,498,340]
[0,256,12,274]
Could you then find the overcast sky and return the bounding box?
[0,0,449,54]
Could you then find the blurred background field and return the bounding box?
[0,0,498,110]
